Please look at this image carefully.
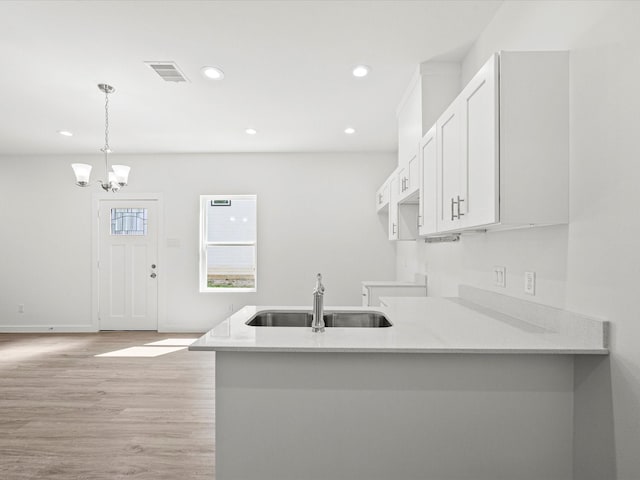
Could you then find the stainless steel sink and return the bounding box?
[324,311,392,328]
[246,310,392,328]
[246,311,312,327]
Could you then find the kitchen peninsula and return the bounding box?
[190,286,607,480]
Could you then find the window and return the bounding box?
[111,208,148,236]
[200,195,257,292]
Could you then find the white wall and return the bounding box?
[397,1,639,478]
[0,152,396,332]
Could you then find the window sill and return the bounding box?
[200,288,257,293]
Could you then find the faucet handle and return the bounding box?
[314,273,325,295]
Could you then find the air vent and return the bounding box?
[145,61,189,82]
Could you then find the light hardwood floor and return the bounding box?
[0,332,215,479]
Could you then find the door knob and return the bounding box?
[150,273,157,278]
[151,264,157,269]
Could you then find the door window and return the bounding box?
[111,208,148,236]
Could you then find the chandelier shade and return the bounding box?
[71,163,92,186]
[111,165,131,186]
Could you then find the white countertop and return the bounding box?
[189,295,608,355]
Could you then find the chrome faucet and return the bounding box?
[311,273,325,333]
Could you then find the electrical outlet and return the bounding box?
[492,266,506,288]
[18,304,24,314]
[524,271,536,295]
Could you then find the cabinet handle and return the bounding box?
[392,223,397,234]
[417,214,422,227]
[457,196,465,218]
[451,197,457,220]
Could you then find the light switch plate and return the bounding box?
[524,271,536,295]
[493,266,506,288]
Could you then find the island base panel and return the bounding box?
[215,351,573,480]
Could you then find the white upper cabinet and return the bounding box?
[437,54,498,232]
[396,77,421,202]
[376,179,390,213]
[377,62,460,241]
[425,51,569,236]
[435,99,464,232]
[397,153,419,203]
[496,51,569,227]
[461,55,499,229]
[387,168,419,241]
[388,174,399,240]
[378,52,567,241]
[376,166,419,241]
[418,125,437,236]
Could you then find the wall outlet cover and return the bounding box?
[524,271,536,295]
[492,266,506,288]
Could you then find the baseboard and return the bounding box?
[0,325,206,334]
[158,328,208,334]
[0,325,98,333]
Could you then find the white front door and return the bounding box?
[98,199,158,330]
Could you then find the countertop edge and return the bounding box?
[189,345,609,355]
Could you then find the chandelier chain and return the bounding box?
[104,89,110,152]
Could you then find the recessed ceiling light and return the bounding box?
[58,130,73,137]
[245,128,257,135]
[344,127,356,135]
[352,65,370,78]
[202,66,225,80]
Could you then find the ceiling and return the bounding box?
[0,0,503,155]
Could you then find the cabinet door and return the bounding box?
[460,54,499,228]
[376,180,389,212]
[388,175,399,240]
[408,154,419,192]
[436,100,463,232]
[397,166,407,197]
[398,153,419,202]
[419,126,437,235]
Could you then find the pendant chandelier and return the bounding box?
[71,84,130,192]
